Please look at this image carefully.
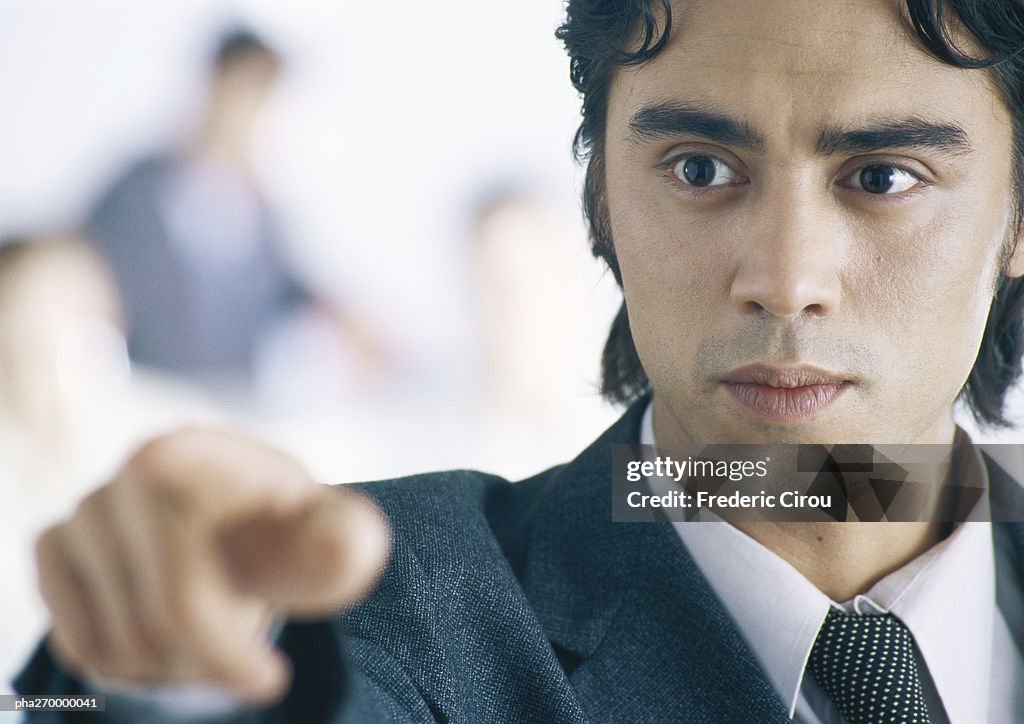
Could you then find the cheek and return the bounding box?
[607,161,730,305]
[859,212,1004,391]
[609,190,727,350]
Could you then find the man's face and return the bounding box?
[604,0,1024,445]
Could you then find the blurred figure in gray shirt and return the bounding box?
[86,29,309,390]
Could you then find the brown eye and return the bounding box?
[672,155,739,187]
[850,164,919,195]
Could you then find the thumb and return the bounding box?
[217,486,391,617]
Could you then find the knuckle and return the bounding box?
[126,430,200,484]
[73,487,108,523]
[34,529,71,598]
[121,430,218,515]
[128,427,315,495]
[35,525,61,566]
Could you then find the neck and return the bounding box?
[651,397,959,602]
[188,107,253,171]
[732,520,946,601]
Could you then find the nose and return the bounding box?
[729,187,843,319]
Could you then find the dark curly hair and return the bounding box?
[558,0,1024,427]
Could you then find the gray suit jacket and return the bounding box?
[16,397,1024,722]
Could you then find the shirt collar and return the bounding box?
[868,436,994,724]
[640,401,995,722]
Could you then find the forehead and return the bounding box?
[607,0,1009,146]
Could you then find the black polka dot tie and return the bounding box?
[807,608,932,724]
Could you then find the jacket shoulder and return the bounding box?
[349,465,560,574]
[337,467,577,721]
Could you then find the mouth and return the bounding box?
[720,364,852,424]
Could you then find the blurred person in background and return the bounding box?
[0,233,212,691]
[86,28,382,409]
[464,185,616,477]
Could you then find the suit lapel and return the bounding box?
[983,451,1024,657]
[983,448,1024,565]
[520,397,789,722]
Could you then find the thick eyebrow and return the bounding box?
[628,104,973,160]
[815,118,973,157]
[627,102,766,152]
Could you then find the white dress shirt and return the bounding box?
[640,402,1024,723]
